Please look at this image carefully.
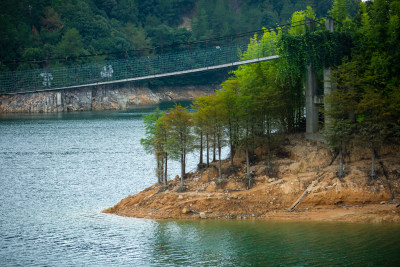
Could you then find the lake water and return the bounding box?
[1,106,400,266]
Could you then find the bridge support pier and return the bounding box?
[305,65,319,140]
[304,18,319,140]
[323,18,335,127]
[305,18,335,141]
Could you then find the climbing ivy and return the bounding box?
[277,29,353,83]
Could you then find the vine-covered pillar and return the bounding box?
[305,19,319,140]
[305,65,319,139]
[324,18,335,126]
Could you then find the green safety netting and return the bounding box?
[0,33,278,94]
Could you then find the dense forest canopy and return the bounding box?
[0,0,346,70]
[140,0,400,186]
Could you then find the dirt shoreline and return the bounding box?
[103,134,400,223]
[103,183,400,223]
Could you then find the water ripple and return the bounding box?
[1,110,400,266]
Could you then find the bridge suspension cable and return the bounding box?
[0,20,313,95]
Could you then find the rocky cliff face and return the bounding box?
[0,84,213,113]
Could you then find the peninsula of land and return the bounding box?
[103,134,400,223]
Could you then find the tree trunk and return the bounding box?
[160,155,164,184]
[156,155,161,184]
[213,134,216,162]
[164,153,168,185]
[371,147,376,179]
[180,152,184,187]
[218,134,222,180]
[376,151,395,200]
[246,147,250,178]
[230,142,234,167]
[229,120,234,167]
[329,151,339,166]
[339,149,344,178]
[199,131,203,165]
[183,149,186,176]
[266,119,271,169]
[206,133,210,167]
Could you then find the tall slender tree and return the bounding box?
[140,108,164,184]
[163,104,195,190]
[324,61,359,178]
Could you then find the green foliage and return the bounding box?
[110,0,139,24]
[122,24,150,50]
[40,7,63,32]
[147,25,191,46]
[140,108,163,154]
[0,0,334,72]
[163,105,194,159]
[288,6,316,36]
[356,88,390,149]
[323,60,361,178]
[219,78,241,158]
[278,30,353,82]
[132,1,399,184]
[140,108,169,184]
[192,94,217,143]
[163,104,195,185]
[53,28,88,62]
[324,61,359,150]
[6,1,400,183]
[329,0,348,24]
[321,0,400,177]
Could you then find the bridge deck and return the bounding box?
[4,55,280,95]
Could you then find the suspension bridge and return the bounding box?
[0,19,332,97]
[0,27,286,95]
[0,19,335,139]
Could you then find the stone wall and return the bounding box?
[0,84,213,113]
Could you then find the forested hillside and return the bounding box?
[140,0,400,188]
[0,0,348,71]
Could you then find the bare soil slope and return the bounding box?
[103,134,400,223]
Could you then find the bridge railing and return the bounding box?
[0,31,279,95]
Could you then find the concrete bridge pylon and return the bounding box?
[305,18,335,140]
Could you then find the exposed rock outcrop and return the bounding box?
[0,84,213,113]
